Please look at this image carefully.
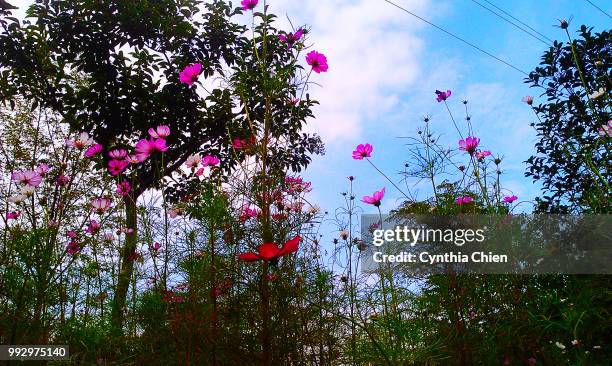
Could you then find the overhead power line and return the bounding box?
[585,0,612,19]
[382,0,529,76]
[471,0,553,46]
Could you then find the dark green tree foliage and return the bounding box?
[525,26,610,213]
[0,0,243,196]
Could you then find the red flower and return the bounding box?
[238,236,301,262]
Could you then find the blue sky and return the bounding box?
[9,0,611,239]
[260,0,610,224]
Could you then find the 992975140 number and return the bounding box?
[0,345,69,360]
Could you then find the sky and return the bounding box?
[7,0,612,240]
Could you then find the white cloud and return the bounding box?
[268,0,430,142]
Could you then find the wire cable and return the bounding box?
[482,0,555,43]
[585,0,612,19]
[382,0,530,76]
[472,0,553,46]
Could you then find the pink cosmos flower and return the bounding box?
[241,0,258,11]
[503,195,518,203]
[455,196,474,205]
[91,198,112,213]
[279,29,304,46]
[35,163,50,176]
[108,149,128,159]
[148,125,171,139]
[435,89,452,102]
[108,159,129,176]
[67,230,78,239]
[86,220,101,234]
[116,181,131,197]
[202,155,220,167]
[179,63,202,85]
[84,143,103,158]
[306,51,329,73]
[240,206,259,221]
[285,176,312,194]
[475,150,492,160]
[66,132,93,149]
[195,167,205,176]
[6,211,20,220]
[185,154,202,169]
[56,175,70,186]
[11,170,42,187]
[458,136,480,155]
[352,143,373,160]
[361,188,385,207]
[134,138,168,162]
[522,95,534,105]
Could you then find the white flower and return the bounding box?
[7,194,27,203]
[308,205,320,215]
[588,87,606,100]
[185,154,202,169]
[571,339,579,346]
[555,341,566,350]
[20,185,36,196]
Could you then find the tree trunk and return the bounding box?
[111,194,138,335]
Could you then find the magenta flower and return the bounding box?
[67,230,78,239]
[179,63,202,86]
[84,143,103,158]
[435,89,452,102]
[361,188,385,207]
[134,138,168,162]
[91,198,112,213]
[240,206,259,221]
[232,136,256,150]
[241,0,258,11]
[66,240,82,255]
[108,159,129,176]
[475,150,491,160]
[521,95,533,105]
[279,29,304,46]
[597,120,612,137]
[503,195,518,203]
[108,149,128,159]
[195,167,205,176]
[35,163,50,176]
[306,51,329,73]
[151,242,162,253]
[455,196,474,205]
[458,136,480,155]
[56,174,70,186]
[6,211,20,220]
[352,143,373,160]
[116,181,131,197]
[86,220,101,234]
[11,170,42,187]
[202,155,220,167]
[148,125,171,139]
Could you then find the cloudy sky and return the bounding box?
[7,0,611,237]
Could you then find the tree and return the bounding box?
[524,25,610,213]
[0,0,246,333]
